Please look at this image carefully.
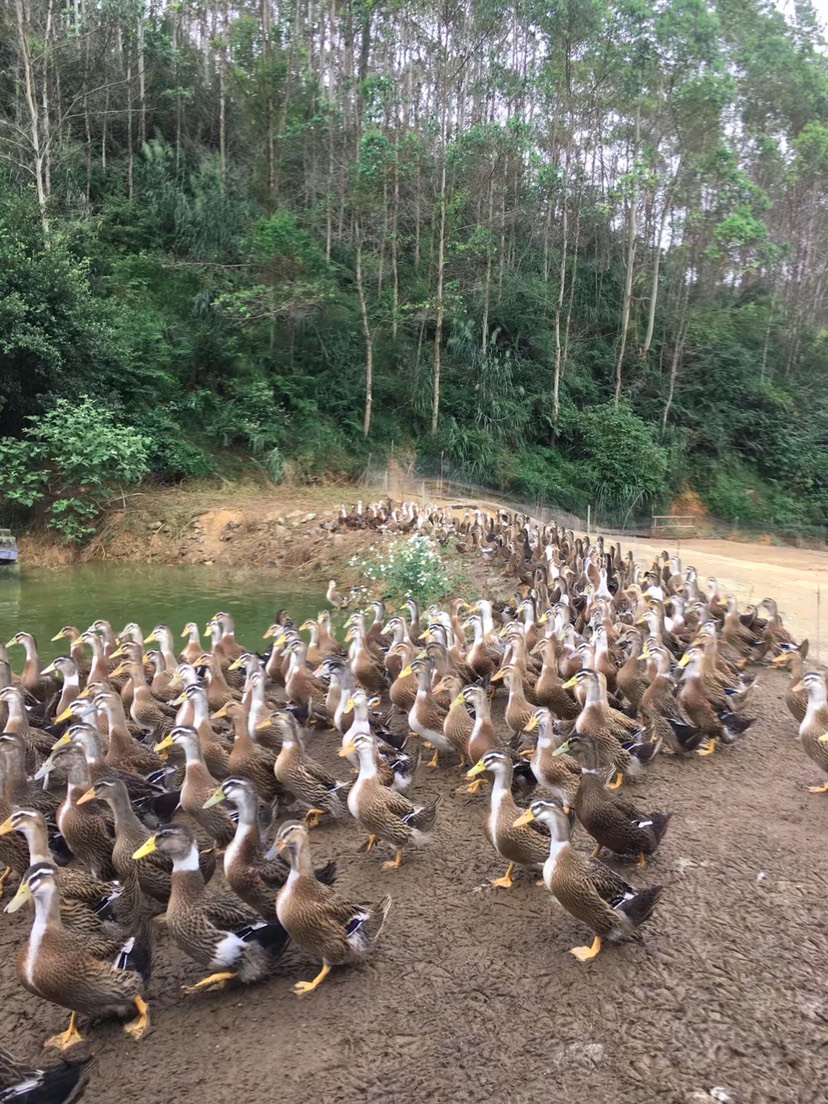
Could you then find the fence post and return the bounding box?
[586,504,591,536]
[818,586,822,662]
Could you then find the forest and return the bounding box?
[1,0,828,541]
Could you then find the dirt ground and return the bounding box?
[1,669,827,1104]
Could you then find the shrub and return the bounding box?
[349,535,452,605]
[0,397,151,543]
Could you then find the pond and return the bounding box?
[0,564,327,663]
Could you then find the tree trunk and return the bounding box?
[137,14,146,145]
[14,0,49,235]
[355,228,374,437]
[219,1,229,189]
[614,109,640,407]
[552,154,570,439]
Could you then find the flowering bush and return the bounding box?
[349,534,452,604]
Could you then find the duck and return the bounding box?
[793,671,828,793]
[133,825,288,994]
[514,798,663,961]
[153,727,236,848]
[340,731,440,869]
[0,809,118,936]
[47,744,116,880]
[174,684,231,780]
[561,734,672,864]
[491,664,537,737]
[273,819,391,995]
[530,639,580,719]
[404,659,452,769]
[203,777,337,922]
[5,632,59,701]
[638,645,704,755]
[771,642,811,723]
[677,647,754,756]
[522,709,582,806]
[263,711,351,828]
[50,626,91,681]
[180,622,205,665]
[219,701,280,804]
[40,656,82,722]
[78,778,215,906]
[432,673,474,763]
[466,749,549,888]
[0,1043,92,1103]
[5,862,152,1050]
[87,691,167,776]
[340,691,419,793]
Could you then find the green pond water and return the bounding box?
[0,564,327,664]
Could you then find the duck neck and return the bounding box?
[356,742,378,780]
[21,822,52,867]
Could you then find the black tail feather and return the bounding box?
[619,885,663,930]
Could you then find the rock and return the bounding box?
[303,513,317,523]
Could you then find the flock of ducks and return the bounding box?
[0,498,823,1078]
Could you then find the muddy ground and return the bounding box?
[1,669,826,1104]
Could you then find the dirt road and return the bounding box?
[618,535,828,663]
[1,671,826,1104]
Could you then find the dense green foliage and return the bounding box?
[1,0,828,537]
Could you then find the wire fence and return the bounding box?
[359,458,828,549]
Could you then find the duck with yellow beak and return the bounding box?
[5,862,151,1050]
[513,799,663,962]
[467,750,547,889]
[273,819,391,996]
[132,825,287,994]
[339,731,440,869]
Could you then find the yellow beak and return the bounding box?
[561,675,578,689]
[203,787,226,809]
[255,718,273,731]
[263,627,275,640]
[76,786,98,806]
[153,734,175,753]
[343,697,356,715]
[132,836,158,860]
[677,653,692,668]
[180,627,190,638]
[512,809,535,827]
[212,705,228,720]
[465,760,488,779]
[143,633,157,645]
[52,732,72,751]
[55,706,75,723]
[339,742,357,757]
[109,665,125,678]
[5,638,17,647]
[4,881,32,913]
[299,621,310,631]
[490,669,505,683]
[524,714,539,733]
[449,693,466,711]
[0,816,15,836]
[228,656,243,671]
[172,692,186,706]
[398,665,413,679]
[50,631,65,642]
